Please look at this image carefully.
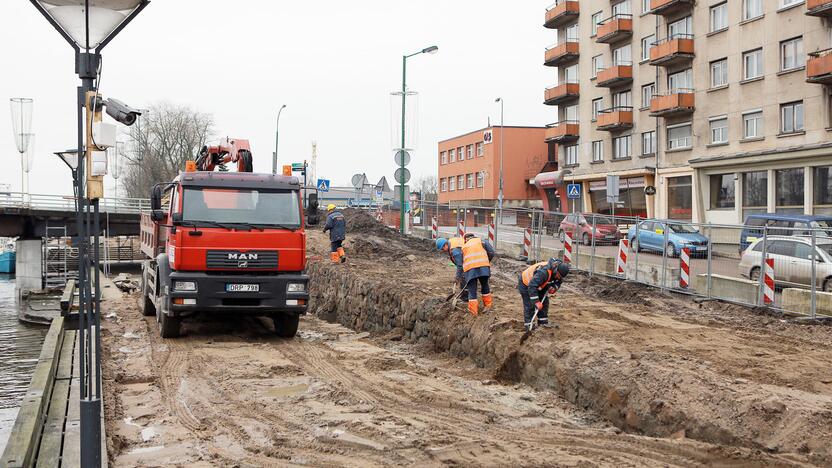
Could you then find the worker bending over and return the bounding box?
[456,233,495,316]
[519,258,570,329]
[323,204,347,264]
[435,236,468,301]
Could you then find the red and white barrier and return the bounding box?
[763,258,775,305]
[616,239,629,275]
[488,223,495,244]
[431,217,438,240]
[680,247,691,288]
[457,220,465,237]
[523,227,532,258]
[563,230,573,264]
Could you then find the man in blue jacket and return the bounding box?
[519,258,570,330]
[323,204,347,264]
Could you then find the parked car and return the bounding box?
[739,236,832,292]
[557,213,623,246]
[627,220,709,257]
[739,213,832,253]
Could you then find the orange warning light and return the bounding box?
[185,160,197,172]
[282,165,292,176]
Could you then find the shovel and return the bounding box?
[520,291,550,344]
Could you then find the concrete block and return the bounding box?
[627,262,681,288]
[15,239,42,297]
[781,288,832,317]
[692,274,759,305]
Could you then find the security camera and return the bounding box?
[104,98,142,126]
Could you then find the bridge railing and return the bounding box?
[0,192,150,214]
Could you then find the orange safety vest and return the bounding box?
[462,237,490,272]
[448,237,465,250]
[521,261,551,286]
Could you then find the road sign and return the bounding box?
[644,185,657,196]
[317,179,330,192]
[373,189,383,201]
[566,183,582,199]
[394,167,411,184]
[394,150,411,167]
[291,162,305,173]
[606,175,620,198]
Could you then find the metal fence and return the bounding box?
[0,192,150,214]
[373,201,832,320]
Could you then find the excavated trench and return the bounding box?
[307,212,832,463]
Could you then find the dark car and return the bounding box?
[739,214,832,253]
[558,213,623,246]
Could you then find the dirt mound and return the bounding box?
[343,208,399,237]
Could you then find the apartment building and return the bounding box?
[544,0,832,223]
[437,126,555,210]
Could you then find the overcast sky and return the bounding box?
[1,1,553,197]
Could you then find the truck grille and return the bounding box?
[206,250,279,269]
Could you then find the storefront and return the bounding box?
[587,176,648,218]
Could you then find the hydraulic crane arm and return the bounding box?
[195,137,254,172]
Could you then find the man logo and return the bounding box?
[227,252,259,261]
[238,261,249,268]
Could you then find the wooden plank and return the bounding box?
[34,379,69,468]
[60,280,76,314]
[55,330,76,380]
[0,317,65,468]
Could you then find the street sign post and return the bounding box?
[606,175,620,216]
[291,162,305,173]
[317,179,330,192]
[567,183,581,213]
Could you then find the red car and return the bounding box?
[558,213,623,246]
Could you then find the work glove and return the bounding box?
[548,287,557,295]
[535,301,544,311]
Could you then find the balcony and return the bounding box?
[649,0,693,15]
[807,49,832,84]
[649,36,694,67]
[544,1,580,28]
[807,0,832,17]
[544,83,580,105]
[596,64,633,87]
[597,107,634,131]
[596,14,633,44]
[544,41,579,66]
[544,121,580,143]
[649,90,695,117]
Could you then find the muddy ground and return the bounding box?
[102,210,832,466]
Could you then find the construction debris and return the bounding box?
[112,274,139,293]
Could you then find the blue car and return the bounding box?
[739,213,832,253]
[627,220,709,257]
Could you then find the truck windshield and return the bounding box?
[181,187,301,228]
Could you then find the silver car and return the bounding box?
[739,236,832,291]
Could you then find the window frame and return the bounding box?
[710,2,728,32]
[780,36,805,72]
[709,115,728,144]
[710,58,728,88]
[612,134,632,160]
[642,131,656,156]
[743,0,763,21]
[780,101,805,134]
[565,145,579,166]
[667,122,693,150]
[743,109,764,139]
[592,140,604,162]
[743,48,763,80]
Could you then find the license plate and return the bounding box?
[226,284,259,292]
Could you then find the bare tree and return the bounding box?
[121,102,214,198]
[417,175,438,201]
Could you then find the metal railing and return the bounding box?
[0,192,150,214]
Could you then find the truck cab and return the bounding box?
[140,171,309,338]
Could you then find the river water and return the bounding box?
[0,275,48,454]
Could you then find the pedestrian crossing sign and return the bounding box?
[317,179,330,192]
[567,183,581,199]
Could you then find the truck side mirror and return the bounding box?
[171,213,183,223]
[151,184,163,211]
[151,210,165,222]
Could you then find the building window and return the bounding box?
[592,98,603,120]
[591,55,604,78]
[668,68,693,92]
[776,168,805,214]
[457,175,465,190]
[743,110,763,139]
[476,142,484,157]
[566,23,579,42]
[743,48,763,80]
[466,145,474,160]
[667,176,693,220]
[457,147,464,163]
[564,64,578,83]
[564,104,579,123]
[467,173,475,189]
[709,116,728,144]
[667,16,692,39]
[641,35,654,62]
[612,0,631,15]
[449,148,456,163]
[614,90,632,108]
[780,37,804,72]
[592,140,604,162]
[449,177,455,191]
[710,2,728,32]
[613,135,632,160]
[591,11,603,36]
[780,0,801,9]
[642,0,650,14]
[613,44,632,66]
[476,171,484,188]
[781,101,804,134]
[641,83,655,108]
[711,59,728,88]
[667,123,692,150]
[642,131,656,155]
[710,174,736,209]
[440,151,447,165]
[743,171,768,217]
[814,166,832,214]
[565,145,578,166]
[441,178,447,192]
[743,0,763,21]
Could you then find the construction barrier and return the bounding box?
[523,228,532,258]
[457,220,465,237]
[563,230,573,264]
[763,258,775,305]
[680,247,690,289]
[616,239,629,275]
[431,217,438,240]
[488,223,495,244]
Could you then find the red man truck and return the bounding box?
[139,155,308,338]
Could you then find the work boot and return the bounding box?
[482,294,493,311]
[337,247,347,263]
[330,252,340,264]
[538,320,558,329]
[467,300,478,317]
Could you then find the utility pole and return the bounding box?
[273,104,286,174]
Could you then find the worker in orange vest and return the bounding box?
[519,258,570,330]
[456,233,495,316]
[436,236,468,301]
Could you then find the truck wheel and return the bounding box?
[140,268,156,317]
[158,294,181,338]
[273,313,300,338]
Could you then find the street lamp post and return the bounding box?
[30,2,149,466]
[494,97,504,245]
[399,45,438,234]
[273,104,286,174]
